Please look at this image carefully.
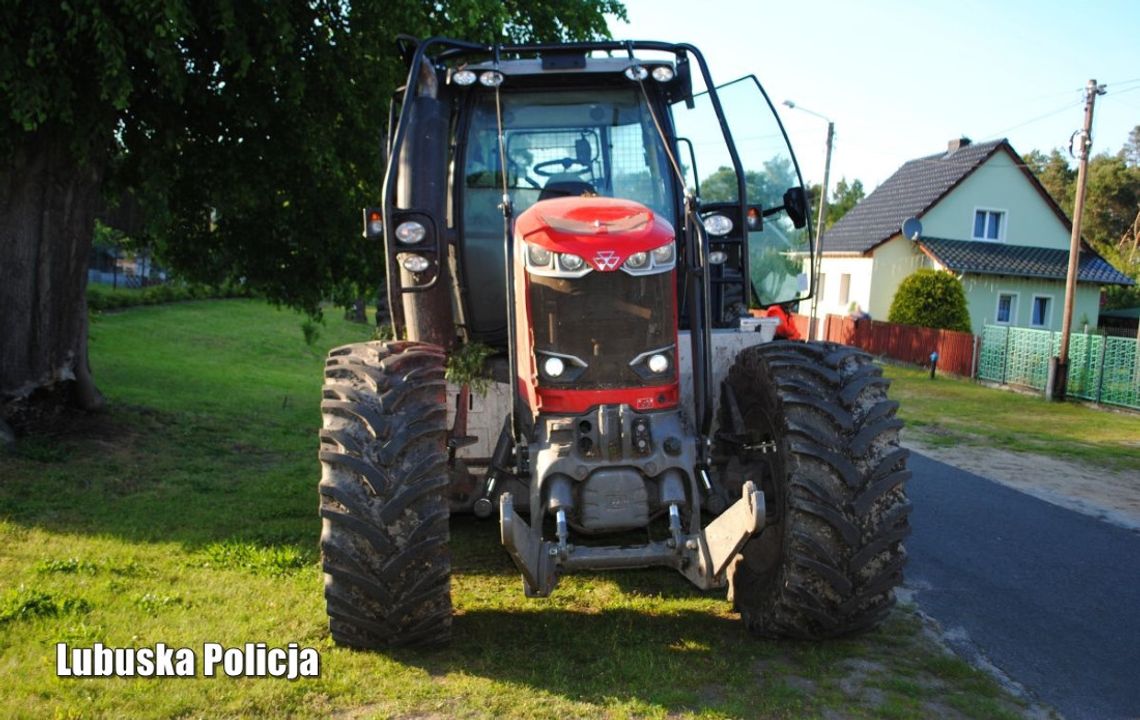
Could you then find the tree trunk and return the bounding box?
[1,131,106,420]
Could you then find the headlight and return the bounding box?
[452,69,477,86]
[652,243,674,264]
[543,356,565,378]
[647,353,669,374]
[395,220,426,244]
[709,250,728,265]
[624,65,648,81]
[702,214,733,236]
[401,254,430,272]
[559,253,585,272]
[651,66,675,82]
[527,245,552,267]
[625,251,649,270]
[479,70,504,87]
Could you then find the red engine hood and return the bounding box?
[515,197,675,272]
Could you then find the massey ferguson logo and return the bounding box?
[594,250,620,271]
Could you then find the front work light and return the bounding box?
[401,254,430,273]
[395,220,426,244]
[647,353,669,374]
[624,65,648,81]
[702,214,733,236]
[651,66,675,82]
[543,356,565,378]
[479,70,504,87]
[452,69,477,86]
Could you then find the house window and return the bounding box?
[973,209,1005,241]
[817,273,827,302]
[995,292,1017,325]
[1031,295,1052,328]
[839,273,851,305]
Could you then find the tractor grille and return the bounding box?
[528,270,675,389]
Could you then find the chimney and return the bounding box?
[947,137,972,153]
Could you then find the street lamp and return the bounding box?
[783,100,834,341]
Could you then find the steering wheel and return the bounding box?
[533,158,590,177]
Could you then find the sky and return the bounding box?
[607,0,1140,193]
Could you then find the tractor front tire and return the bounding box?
[724,341,911,639]
[318,341,452,648]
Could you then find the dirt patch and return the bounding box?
[905,432,1140,530]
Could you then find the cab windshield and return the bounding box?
[462,88,676,231]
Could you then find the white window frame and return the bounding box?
[972,207,1007,242]
[839,273,851,305]
[1030,294,1053,328]
[995,291,1018,325]
[817,272,827,303]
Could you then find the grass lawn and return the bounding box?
[1,300,1034,719]
[884,363,1140,472]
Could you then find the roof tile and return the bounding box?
[822,139,1006,252]
[917,236,1134,286]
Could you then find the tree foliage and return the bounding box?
[809,176,865,229]
[699,158,798,209]
[887,269,972,333]
[0,0,626,412]
[3,1,626,312]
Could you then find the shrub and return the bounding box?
[887,269,972,332]
[86,282,253,312]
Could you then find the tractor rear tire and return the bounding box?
[723,341,911,639]
[318,341,452,648]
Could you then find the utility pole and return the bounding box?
[810,121,835,341]
[784,100,834,341]
[1049,79,1106,400]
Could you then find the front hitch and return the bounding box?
[500,481,765,597]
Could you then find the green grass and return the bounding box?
[884,363,1140,471]
[0,300,1038,718]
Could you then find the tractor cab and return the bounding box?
[323,37,910,648]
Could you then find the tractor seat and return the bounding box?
[538,173,597,202]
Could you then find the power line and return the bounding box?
[979,99,1084,141]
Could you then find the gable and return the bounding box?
[919,149,1072,249]
[822,139,1005,254]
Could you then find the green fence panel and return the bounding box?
[1065,332,1102,400]
[978,325,1008,383]
[1100,336,1139,408]
[980,325,1139,411]
[1004,327,1053,390]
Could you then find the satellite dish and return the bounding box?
[902,217,923,241]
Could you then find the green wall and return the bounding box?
[919,151,1071,249]
[960,275,1101,335]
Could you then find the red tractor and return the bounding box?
[319,36,910,647]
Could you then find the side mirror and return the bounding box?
[782,187,808,229]
[758,186,809,229]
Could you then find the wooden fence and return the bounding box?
[818,314,979,377]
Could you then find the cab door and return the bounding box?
[671,76,813,319]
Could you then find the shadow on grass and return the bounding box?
[2,407,733,605]
[384,607,816,716]
[0,403,320,552]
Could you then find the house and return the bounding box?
[816,137,1133,336]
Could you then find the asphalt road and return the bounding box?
[905,452,1140,720]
